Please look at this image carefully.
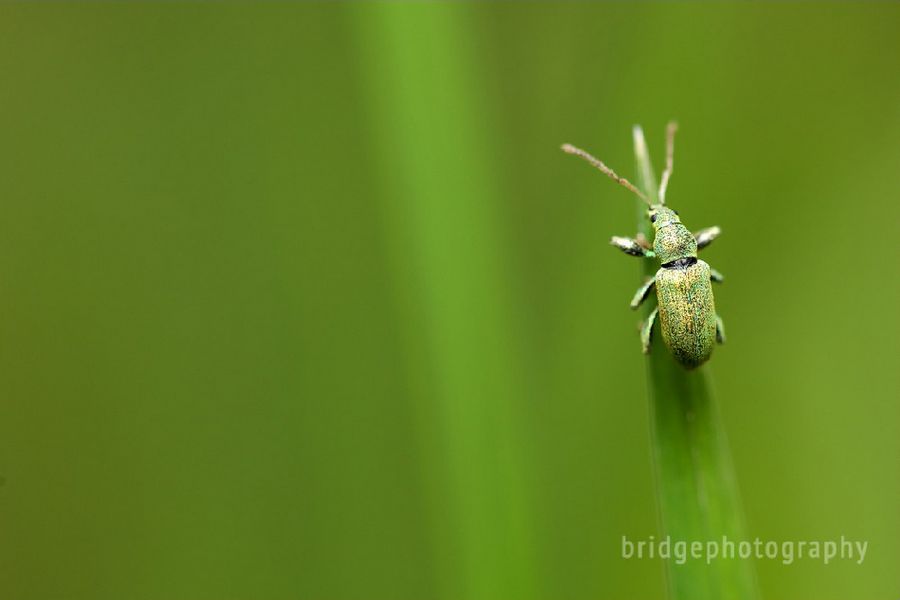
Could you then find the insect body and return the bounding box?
[562,123,725,369]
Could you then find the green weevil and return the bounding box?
[561,123,725,369]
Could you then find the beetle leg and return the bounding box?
[709,267,725,283]
[694,226,721,250]
[630,276,656,309]
[715,315,726,344]
[610,236,655,258]
[641,308,658,354]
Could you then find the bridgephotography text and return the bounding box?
[621,535,868,565]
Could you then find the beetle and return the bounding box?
[561,123,725,369]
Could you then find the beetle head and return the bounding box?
[648,205,681,230]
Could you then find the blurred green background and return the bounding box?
[0,3,898,599]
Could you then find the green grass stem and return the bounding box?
[632,126,760,600]
[355,6,536,600]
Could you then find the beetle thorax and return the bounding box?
[653,223,697,264]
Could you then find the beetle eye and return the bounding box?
[650,214,657,223]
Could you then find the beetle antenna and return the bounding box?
[658,121,678,204]
[561,143,649,204]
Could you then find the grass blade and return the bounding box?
[353,6,537,599]
[632,125,759,600]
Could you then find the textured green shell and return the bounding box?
[655,259,717,369]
